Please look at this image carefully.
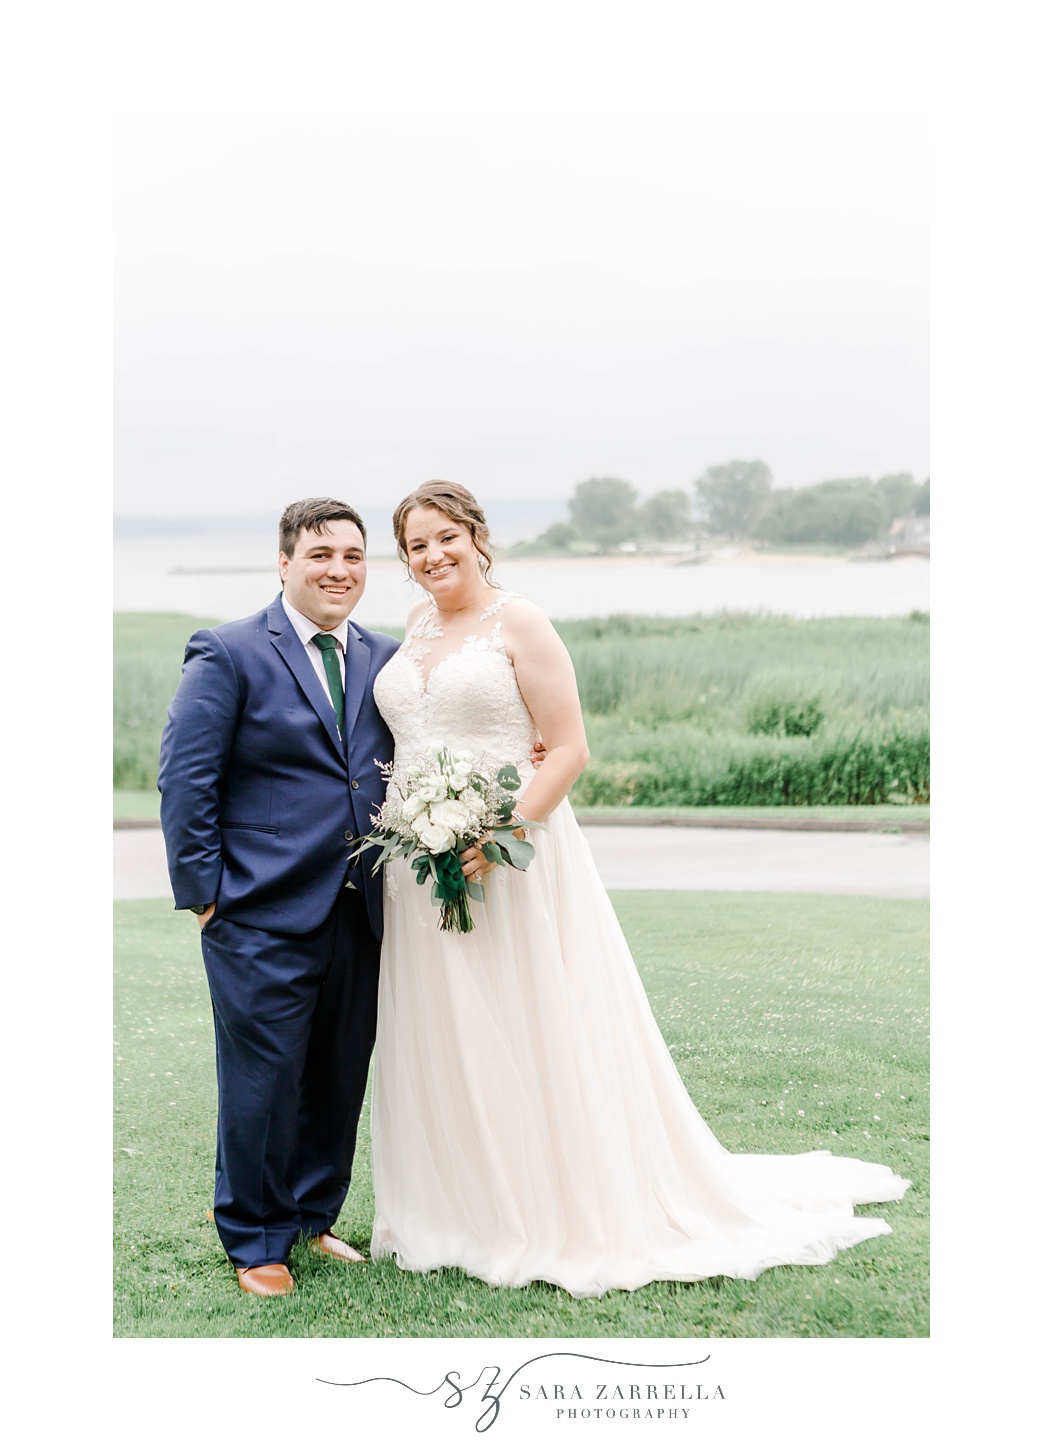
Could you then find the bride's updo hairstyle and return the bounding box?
[393,480,498,584]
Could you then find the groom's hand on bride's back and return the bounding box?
[530,737,546,768]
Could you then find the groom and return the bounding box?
[158,497,399,1296]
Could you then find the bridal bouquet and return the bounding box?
[348,745,540,932]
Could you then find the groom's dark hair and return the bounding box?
[279,497,367,556]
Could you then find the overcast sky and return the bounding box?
[115,112,928,518]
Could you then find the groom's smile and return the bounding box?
[279,519,368,631]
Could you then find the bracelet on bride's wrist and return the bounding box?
[510,811,531,839]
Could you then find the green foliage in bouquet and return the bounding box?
[348,752,540,933]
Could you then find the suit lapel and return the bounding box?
[343,626,370,737]
[267,598,345,760]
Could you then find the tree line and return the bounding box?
[511,462,930,554]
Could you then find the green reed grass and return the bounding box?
[557,613,929,727]
[114,614,221,790]
[114,611,928,807]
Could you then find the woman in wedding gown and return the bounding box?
[369,481,910,1298]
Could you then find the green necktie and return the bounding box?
[312,633,345,734]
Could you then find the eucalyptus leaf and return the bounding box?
[482,840,506,866]
[502,838,536,869]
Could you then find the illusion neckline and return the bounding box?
[405,627,513,696]
[404,591,519,694]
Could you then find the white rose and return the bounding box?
[401,792,423,818]
[448,766,472,791]
[416,775,448,803]
[456,786,483,811]
[429,798,472,834]
[418,820,456,854]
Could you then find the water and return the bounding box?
[114,535,929,628]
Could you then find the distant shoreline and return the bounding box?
[162,550,929,576]
[371,549,928,571]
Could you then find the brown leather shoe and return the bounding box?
[311,1232,367,1263]
[235,1263,295,1296]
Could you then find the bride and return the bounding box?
[369,480,909,1298]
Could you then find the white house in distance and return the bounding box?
[885,516,930,556]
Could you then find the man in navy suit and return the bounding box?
[158,497,399,1296]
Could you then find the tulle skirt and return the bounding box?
[370,788,910,1297]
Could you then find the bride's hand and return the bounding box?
[459,843,489,882]
[460,829,527,884]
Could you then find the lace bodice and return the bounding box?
[374,594,538,770]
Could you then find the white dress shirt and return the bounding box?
[280,593,348,709]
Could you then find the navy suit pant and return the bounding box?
[200,889,380,1267]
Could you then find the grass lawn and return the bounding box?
[115,890,927,1339]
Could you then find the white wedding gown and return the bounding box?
[369,596,910,1297]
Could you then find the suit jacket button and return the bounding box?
[351,779,360,789]
[344,831,353,840]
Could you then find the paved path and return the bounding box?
[114,824,928,901]
[584,824,927,897]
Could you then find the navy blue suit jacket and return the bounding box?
[158,596,398,939]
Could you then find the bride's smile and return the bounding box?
[405,505,491,610]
